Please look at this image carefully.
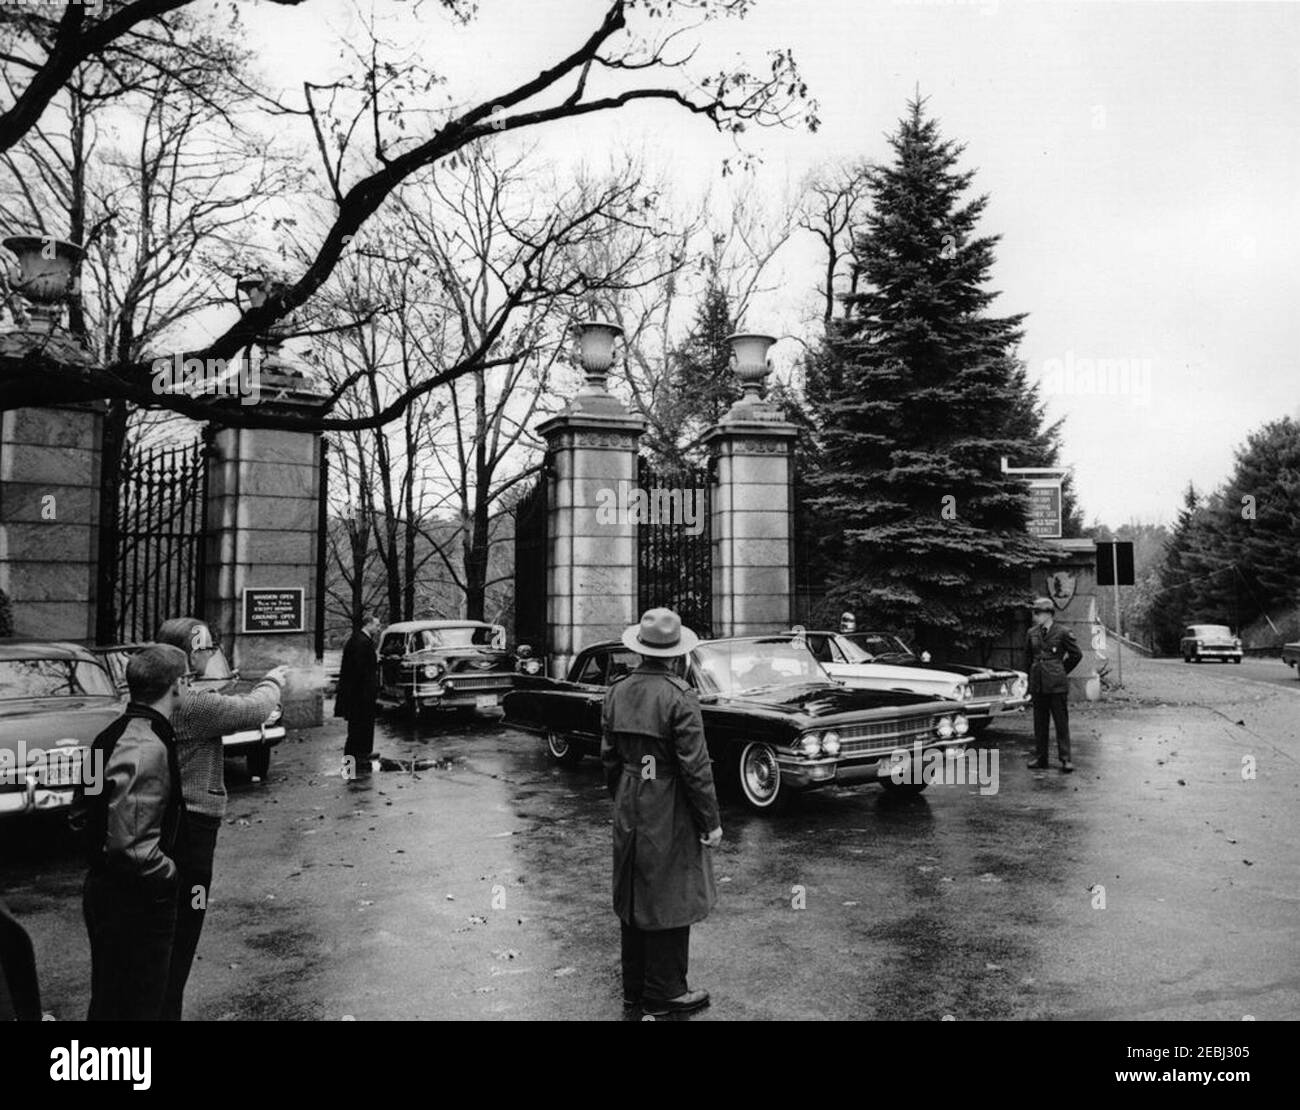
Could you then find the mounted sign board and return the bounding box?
[1026,479,1063,539]
[241,588,305,634]
[1095,542,1135,586]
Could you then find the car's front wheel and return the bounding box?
[546,730,584,767]
[246,745,271,779]
[737,741,787,813]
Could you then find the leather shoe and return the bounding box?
[643,988,710,1016]
[1061,760,1074,773]
[1026,759,1049,770]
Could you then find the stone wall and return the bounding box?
[0,405,103,643]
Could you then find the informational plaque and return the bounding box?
[1026,480,1062,539]
[241,588,305,633]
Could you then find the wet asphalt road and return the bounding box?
[2,653,1297,1021]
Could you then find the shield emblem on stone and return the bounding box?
[1047,571,1076,610]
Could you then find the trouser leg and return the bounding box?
[83,872,112,1021]
[642,926,690,1002]
[344,714,375,761]
[1050,694,1071,762]
[162,813,219,1021]
[620,921,646,1002]
[1032,695,1051,762]
[85,871,177,1021]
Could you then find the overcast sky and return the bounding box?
[240,0,1300,528]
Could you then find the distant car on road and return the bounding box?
[1179,624,1242,664]
[827,630,1030,732]
[1281,641,1300,677]
[375,620,532,717]
[0,641,123,820]
[91,642,285,778]
[503,635,970,813]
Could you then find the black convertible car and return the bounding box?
[503,636,971,813]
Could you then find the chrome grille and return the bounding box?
[970,678,1009,699]
[442,674,514,693]
[834,715,937,757]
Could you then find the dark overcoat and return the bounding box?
[333,630,378,720]
[1026,621,1083,695]
[600,665,720,931]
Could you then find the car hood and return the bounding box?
[869,653,1010,679]
[827,660,966,684]
[0,697,124,752]
[708,682,943,719]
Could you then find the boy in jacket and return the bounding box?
[72,644,189,1020]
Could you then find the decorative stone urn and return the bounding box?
[2,235,82,327]
[726,332,777,399]
[1,235,92,367]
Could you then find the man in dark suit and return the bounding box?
[601,608,722,1018]
[335,612,381,775]
[1027,597,1084,772]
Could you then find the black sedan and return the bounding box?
[503,636,971,813]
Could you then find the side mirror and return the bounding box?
[516,644,533,659]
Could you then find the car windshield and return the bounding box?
[411,626,497,650]
[843,633,913,660]
[692,639,828,696]
[1191,626,1232,637]
[0,658,117,700]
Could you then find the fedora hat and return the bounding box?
[621,607,700,658]
[1031,597,1055,613]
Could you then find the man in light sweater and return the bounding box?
[153,617,286,1020]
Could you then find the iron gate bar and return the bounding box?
[113,437,208,644]
[637,456,712,639]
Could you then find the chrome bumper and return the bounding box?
[965,695,1030,719]
[222,724,286,752]
[0,783,78,819]
[778,737,973,789]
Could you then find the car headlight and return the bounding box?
[519,659,542,676]
[999,682,1009,696]
[1013,676,1028,697]
[821,730,841,756]
[936,716,954,739]
[264,705,283,726]
[954,683,971,700]
[799,733,822,758]
[422,662,444,679]
[954,714,969,736]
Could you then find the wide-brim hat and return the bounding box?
[1031,597,1055,613]
[621,607,700,658]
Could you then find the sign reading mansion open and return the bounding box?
[241,588,305,634]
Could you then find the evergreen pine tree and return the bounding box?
[806,98,1054,654]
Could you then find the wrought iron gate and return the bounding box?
[637,457,712,637]
[513,468,549,653]
[113,437,209,643]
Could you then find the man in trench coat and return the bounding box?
[601,608,722,1017]
[334,611,381,773]
[1027,597,1084,772]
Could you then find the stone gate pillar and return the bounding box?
[203,379,327,727]
[702,334,798,638]
[0,400,103,642]
[537,323,644,679]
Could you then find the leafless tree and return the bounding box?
[1,0,817,430]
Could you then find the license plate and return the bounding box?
[476,694,498,709]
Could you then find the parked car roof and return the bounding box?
[0,640,102,662]
[382,620,498,633]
